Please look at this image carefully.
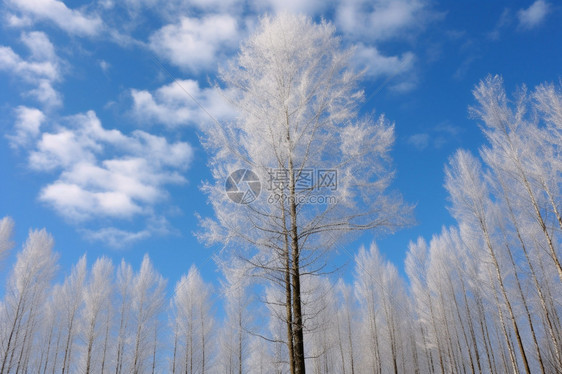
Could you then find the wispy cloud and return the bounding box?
[6,0,103,36]
[336,0,434,42]
[259,0,330,14]
[518,0,550,30]
[131,79,236,128]
[407,133,430,150]
[407,122,463,151]
[488,8,512,41]
[83,226,151,248]
[355,44,416,79]
[82,215,175,248]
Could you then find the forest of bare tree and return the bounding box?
[1,12,561,374]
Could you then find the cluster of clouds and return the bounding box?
[0,0,553,246]
[8,107,192,245]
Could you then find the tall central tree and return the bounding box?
[200,13,410,373]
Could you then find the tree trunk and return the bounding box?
[282,206,296,374]
[289,156,306,374]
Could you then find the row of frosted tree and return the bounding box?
[0,76,560,373]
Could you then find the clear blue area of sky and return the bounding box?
[0,0,560,292]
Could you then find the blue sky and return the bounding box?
[0,0,560,288]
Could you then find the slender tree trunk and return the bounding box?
[151,324,158,374]
[201,311,206,374]
[480,219,531,374]
[410,325,420,374]
[429,295,445,374]
[420,324,435,374]
[542,180,562,232]
[476,294,496,374]
[172,324,178,374]
[0,292,25,374]
[16,302,36,374]
[61,314,76,374]
[448,277,475,374]
[282,206,296,374]
[85,320,95,374]
[101,312,111,374]
[51,324,62,374]
[336,317,346,374]
[238,310,243,374]
[503,237,546,374]
[41,319,55,374]
[132,299,145,374]
[288,141,305,374]
[346,309,355,374]
[367,298,382,374]
[458,274,482,374]
[489,269,518,374]
[115,299,128,374]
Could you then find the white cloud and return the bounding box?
[6,0,103,36]
[27,79,62,107]
[0,32,62,108]
[336,0,431,42]
[99,59,110,72]
[82,215,172,248]
[407,133,430,150]
[116,0,243,21]
[518,0,550,29]
[83,226,151,248]
[259,0,329,15]
[488,8,512,41]
[0,46,58,82]
[149,14,240,72]
[131,79,236,128]
[5,13,32,28]
[407,122,463,151]
[22,110,193,222]
[355,44,415,79]
[6,106,45,149]
[20,31,56,60]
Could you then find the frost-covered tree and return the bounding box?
[216,258,252,374]
[354,243,412,374]
[80,257,114,374]
[446,149,531,374]
[130,255,166,374]
[199,13,410,373]
[472,75,562,281]
[0,217,14,265]
[0,229,57,374]
[59,255,87,374]
[114,259,134,374]
[170,265,213,374]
